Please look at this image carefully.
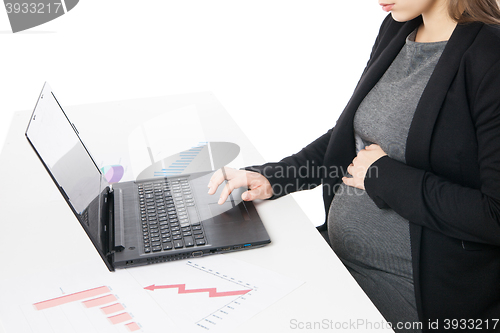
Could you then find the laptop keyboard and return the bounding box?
[138,178,206,253]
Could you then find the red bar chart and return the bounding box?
[33,286,110,311]
[33,285,141,332]
[82,294,118,308]
[101,303,125,315]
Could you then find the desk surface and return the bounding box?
[0,93,391,332]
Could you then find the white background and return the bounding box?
[0,0,387,226]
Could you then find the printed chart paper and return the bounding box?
[0,255,303,333]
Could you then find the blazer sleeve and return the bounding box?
[364,58,500,245]
[245,14,395,199]
[245,127,333,199]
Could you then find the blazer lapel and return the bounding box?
[403,22,483,321]
[405,22,483,170]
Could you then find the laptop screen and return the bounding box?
[26,83,105,215]
[25,84,113,270]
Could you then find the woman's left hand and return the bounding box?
[343,144,387,190]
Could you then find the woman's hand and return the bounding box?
[343,144,387,190]
[207,167,273,204]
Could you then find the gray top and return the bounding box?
[328,30,447,331]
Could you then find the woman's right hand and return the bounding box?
[207,167,273,205]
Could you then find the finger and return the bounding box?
[217,180,234,204]
[208,167,237,195]
[241,190,252,201]
[242,185,267,201]
[342,176,365,190]
[365,144,379,150]
[347,163,354,176]
[342,176,353,187]
[218,174,250,204]
[207,169,224,194]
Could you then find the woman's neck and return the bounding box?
[416,2,457,43]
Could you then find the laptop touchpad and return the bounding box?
[208,201,250,224]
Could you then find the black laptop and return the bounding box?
[25,83,271,271]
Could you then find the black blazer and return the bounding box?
[248,15,500,330]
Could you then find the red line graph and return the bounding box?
[144,284,251,297]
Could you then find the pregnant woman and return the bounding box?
[208,0,500,331]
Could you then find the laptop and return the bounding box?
[25,83,271,271]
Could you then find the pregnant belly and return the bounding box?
[328,183,413,278]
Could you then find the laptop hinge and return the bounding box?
[112,188,126,252]
[103,186,123,258]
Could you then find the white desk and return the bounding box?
[0,93,391,332]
